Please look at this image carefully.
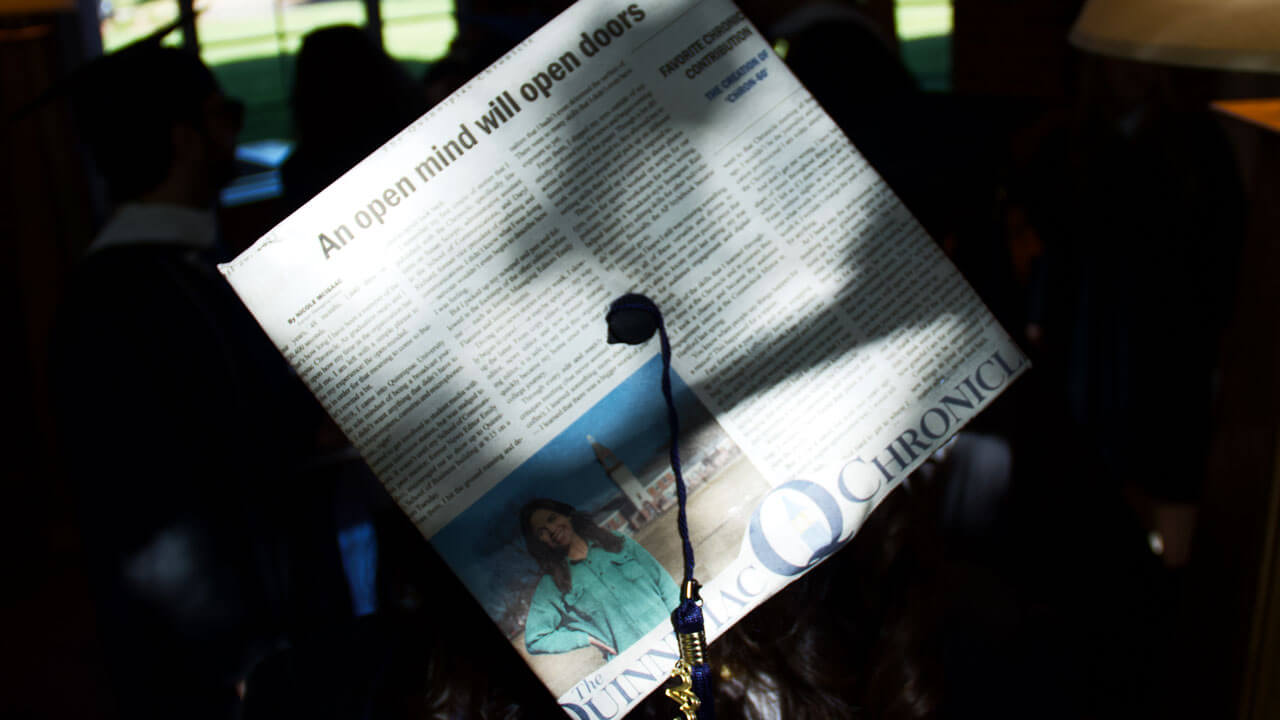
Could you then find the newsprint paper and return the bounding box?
[220,0,1028,715]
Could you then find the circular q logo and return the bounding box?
[747,480,843,576]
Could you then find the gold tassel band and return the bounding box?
[677,628,707,667]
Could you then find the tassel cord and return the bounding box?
[606,294,714,720]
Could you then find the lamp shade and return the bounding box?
[1071,0,1280,74]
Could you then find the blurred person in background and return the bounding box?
[282,25,428,213]
[423,0,575,105]
[55,43,327,718]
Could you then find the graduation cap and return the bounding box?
[5,8,246,203]
[4,9,193,128]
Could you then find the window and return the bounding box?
[98,0,455,204]
[98,0,183,52]
[98,0,457,142]
[895,0,951,91]
[382,0,454,67]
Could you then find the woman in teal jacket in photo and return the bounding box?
[519,498,680,658]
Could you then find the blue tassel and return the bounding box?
[607,294,714,719]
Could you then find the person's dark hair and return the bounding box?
[519,498,623,593]
[76,45,222,203]
[291,25,423,150]
[282,25,426,211]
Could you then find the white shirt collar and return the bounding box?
[87,203,218,256]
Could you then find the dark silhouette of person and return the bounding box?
[282,25,428,213]
[56,44,327,719]
[423,0,575,106]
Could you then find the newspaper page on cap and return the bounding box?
[219,0,1028,715]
